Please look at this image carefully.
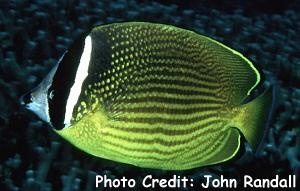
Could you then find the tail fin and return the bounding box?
[235,86,275,152]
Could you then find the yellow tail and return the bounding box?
[235,86,274,151]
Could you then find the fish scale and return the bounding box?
[23,22,273,170]
[61,23,261,169]
[99,122,226,165]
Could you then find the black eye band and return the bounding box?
[48,33,88,130]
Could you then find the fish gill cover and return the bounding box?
[0,0,299,190]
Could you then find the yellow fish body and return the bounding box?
[22,22,273,170]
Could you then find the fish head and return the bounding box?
[20,61,59,127]
[21,32,92,130]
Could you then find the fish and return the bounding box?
[21,22,273,170]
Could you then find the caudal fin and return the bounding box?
[236,86,274,151]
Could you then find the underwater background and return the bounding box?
[0,0,299,190]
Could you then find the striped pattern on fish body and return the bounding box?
[23,22,273,170]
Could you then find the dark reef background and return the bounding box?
[0,0,299,190]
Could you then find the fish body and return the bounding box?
[22,22,273,170]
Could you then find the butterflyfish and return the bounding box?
[21,22,273,170]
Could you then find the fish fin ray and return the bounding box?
[199,35,262,105]
[202,128,241,166]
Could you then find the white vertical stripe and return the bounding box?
[64,35,92,127]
